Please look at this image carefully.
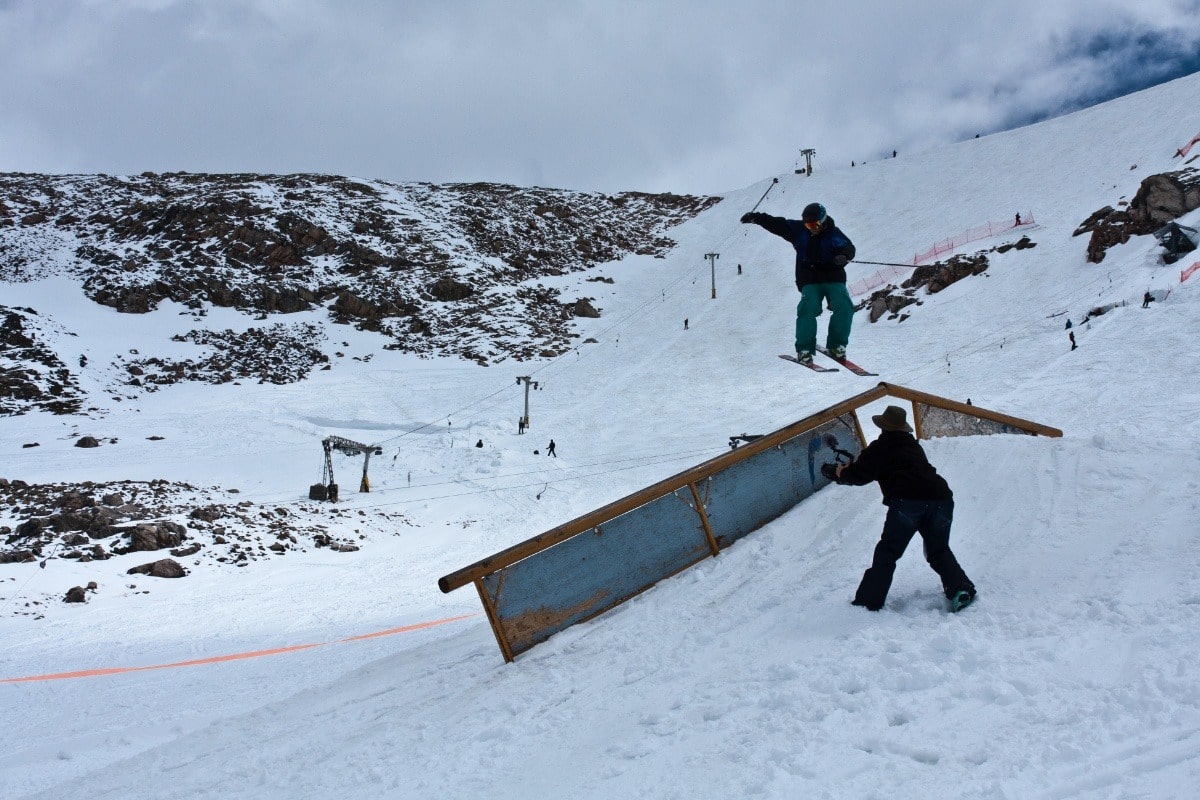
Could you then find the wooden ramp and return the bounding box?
[438,383,1061,662]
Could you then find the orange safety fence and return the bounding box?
[849,212,1035,297]
[911,212,1035,265]
[1175,131,1200,159]
[1,613,477,684]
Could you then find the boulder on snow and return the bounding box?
[113,521,186,554]
[126,558,186,578]
[572,298,601,318]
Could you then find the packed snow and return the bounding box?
[3,72,1200,799]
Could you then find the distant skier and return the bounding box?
[1069,331,1077,351]
[824,405,976,612]
[547,439,557,457]
[1142,291,1153,308]
[741,202,857,364]
[1015,212,1021,226]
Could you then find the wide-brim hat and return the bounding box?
[872,405,913,432]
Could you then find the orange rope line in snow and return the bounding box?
[1,613,477,684]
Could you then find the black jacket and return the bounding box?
[744,212,856,288]
[836,430,953,505]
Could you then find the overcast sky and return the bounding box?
[2,0,1199,195]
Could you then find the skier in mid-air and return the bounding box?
[823,405,977,613]
[741,202,856,364]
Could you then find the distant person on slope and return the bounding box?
[824,405,976,613]
[740,202,856,364]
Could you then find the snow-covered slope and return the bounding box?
[3,72,1200,799]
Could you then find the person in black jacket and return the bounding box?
[741,202,856,364]
[830,405,976,612]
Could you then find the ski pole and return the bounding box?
[852,259,917,268]
[747,178,779,213]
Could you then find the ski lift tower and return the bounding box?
[310,436,383,502]
[798,148,816,176]
[516,375,540,429]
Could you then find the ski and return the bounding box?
[779,354,839,372]
[817,348,878,376]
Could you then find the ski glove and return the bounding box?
[820,462,839,481]
[740,212,760,224]
[833,254,849,266]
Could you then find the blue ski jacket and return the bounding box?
[744,212,856,289]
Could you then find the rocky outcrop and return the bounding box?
[0,479,384,575]
[908,253,992,294]
[860,245,1032,323]
[126,558,186,578]
[112,521,187,554]
[1075,168,1200,262]
[426,276,474,302]
[119,323,329,391]
[0,306,84,416]
[0,172,720,374]
[572,298,601,318]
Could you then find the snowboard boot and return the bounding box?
[950,589,976,612]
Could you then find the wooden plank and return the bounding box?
[880,382,1063,438]
[687,482,720,557]
[911,399,924,441]
[474,577,515,663]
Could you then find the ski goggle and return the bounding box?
[804,219,822,231]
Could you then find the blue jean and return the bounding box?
[853,499,973,610]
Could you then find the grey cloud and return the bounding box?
[0,0,1198,193]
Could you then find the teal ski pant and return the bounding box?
[796,282,854,353]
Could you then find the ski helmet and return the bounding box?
[802,202,827,224]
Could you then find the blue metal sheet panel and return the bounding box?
[484,488,711,656]
[702,415,861,548]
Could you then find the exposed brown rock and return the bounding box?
[572,298,601,318]
[126,557,186,578]
[1077,169,1200,262]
